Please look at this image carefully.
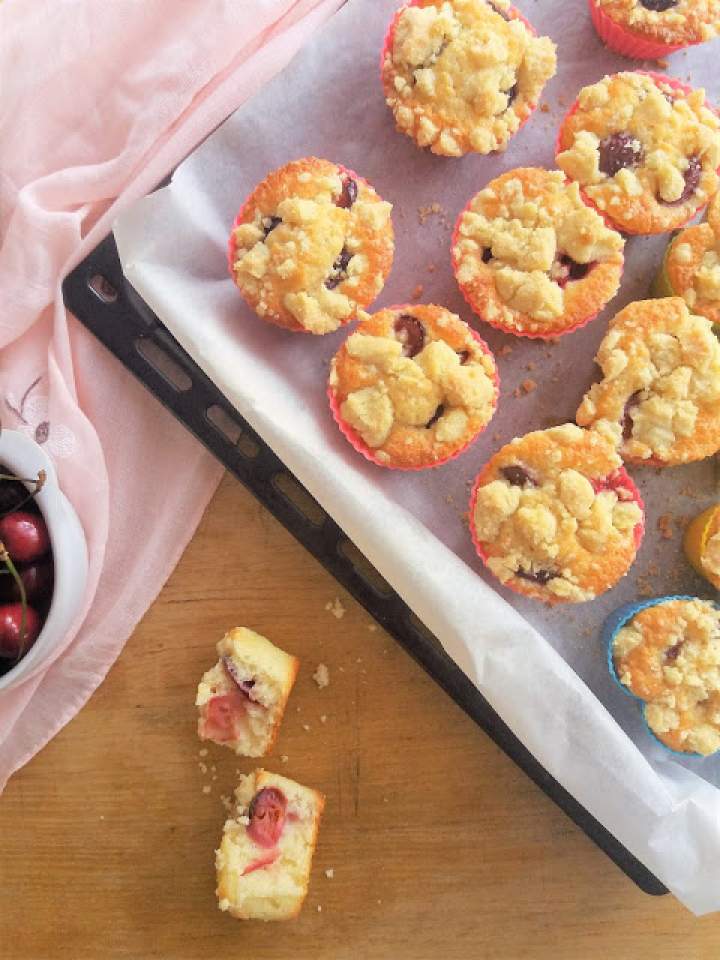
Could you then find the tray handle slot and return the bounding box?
[205,404,260,459]
[87,274,118,304]
[337,538,393,598]
[271,472,326,527]
[134,337,192,392]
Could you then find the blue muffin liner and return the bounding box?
[602,595,716,760]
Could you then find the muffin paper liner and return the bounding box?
[649,240,677,300]
[468,462,645,604]
[227,161,380,335]
[328,308,500,470]
[683,504,720,590]
[602,595,720,758]
[587,0,694,60]
[555,73,718,236]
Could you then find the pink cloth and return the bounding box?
[0,0,342,791]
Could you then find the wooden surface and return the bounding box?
[2,473,720,959]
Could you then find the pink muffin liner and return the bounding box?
[328,307,500,471]
[588,0,695,60]
[468,461,645,600]
[450,185,624,340]
[555,72,720,236]
[380,0,541,145]
[227,161,377,335]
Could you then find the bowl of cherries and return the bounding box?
[0,429,87,692]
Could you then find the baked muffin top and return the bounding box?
[576,298,720,466]
[594,0,720,46]
[453,167,625,335]
[230,157,394,334]
[665,222,720,325]
[556,72,720,235]
[330,304,497,468]
[612,597,720,756]
[382,0,556,156]
[472,424,643,603]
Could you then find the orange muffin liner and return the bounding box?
[587,0,696,59]
[227,162,375,335]
[555,72,719,237]
[328,307,500,470]
[468,463,645,603]
[683,503,720,589]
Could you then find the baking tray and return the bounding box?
[62,233,667,896]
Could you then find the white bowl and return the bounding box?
[0,430,88,692]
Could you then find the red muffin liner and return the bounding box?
[227,161,377,335]
[588,0,695,60]
[468,460,645,601]
[380,1,541,146]
[555,72,720,236]
[450,184,624,340]
[328,307,500,471]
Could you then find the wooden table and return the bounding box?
[2,473,719,959]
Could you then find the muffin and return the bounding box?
[329,303,499,469]
[381,0,556,156]
[556,72,720,236]
[576,298,720,466]
[452,167,625,338]
[469,423,644,604]
[196,628,299,757]
[216,769,325,921]
[228,158,394,334]
[606,596,720,756]
[588,0,720,60]
[651,212,720,326]
[684,504,720,590]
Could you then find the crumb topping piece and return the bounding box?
[556,73,720,234]
[231,158,393,334]
[453,168,624,334]
[382,0,556,156]
[596,0,720,45]
[330,304,497,467]
[613,598,720,756]
[472,424,643,602]
[576,298,720,465]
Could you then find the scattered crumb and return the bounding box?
[356,657,362,664]
[383,797,389,803]
[368,624,377,632]
[325,869,335,879]
[210,765,216,773]
[493,432,503,442]
[521,378,537,394]
[427,262,436,273]
[313,663,330,689]
[212,774,217,781]
[411,283,424,300]
[540,102,550,113]
[198,748,208,757]
[377,899,382,905]
[202,785,212,795]
[446,494,454,505]
[657,514,674,540]
[339,665,345,672]
[526,361,537,372]
[296,705,302,712]
[99,815,104,820]
[199,762,208,774]
[418,201,444,225]
[320,715,327,724]
[302,723,311,732]
[281,755,289,764]
[498,344,513,357]
[317,905,323,913]
[656,58,669,69]
[325,597,346,619]
[220,794,233,812]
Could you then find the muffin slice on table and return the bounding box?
[556,72,720,236]
[229,158,394,334]
[196,628,299,757]
[576,298,720,467]
[216,769,324,921]
[469,424,644,604]
[452,167,625,338]
[684,503,720,591]
[606,596,720,757]
[329,303,499,469]
[588,0,720,60]
[381,0,556,156]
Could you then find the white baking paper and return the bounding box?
[113,0,720,913]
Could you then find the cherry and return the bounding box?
[336,176,358,209]
[222,655,256,700]
[247,787,287,848]
[0,561,54,604]
[0,511,50,563]
[0,603,41,660]
[202,688,247,742]
[663,155,701,206]
[501,465,537,487]
[665,641,684,661]
[425,405,445,429]
[516,568,556,585]
[394,315,425,358]
[598,133,644,178]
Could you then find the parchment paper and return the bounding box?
[113,0,720,913]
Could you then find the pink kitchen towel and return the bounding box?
[0,0,343,792]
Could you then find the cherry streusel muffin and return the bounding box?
[329,303,499,469]
[607,596,720,756]
[588,0,720,60]
[556,72,720,236]
[684,504,720,591]
[381,0,556,157]
[452,167,625,338]
[196,628,299,757]
[576,298,720,467]
[228,158,394,334]
[216,769,324,921]
[651,220,720,325]
[470,424,644,604]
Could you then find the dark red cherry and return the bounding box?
[501,465,537,487]
[639,0,678,9]
[663,155,701,206]
[665,641,684,661]
[598,133,644,177]
[336,176,358,209]
[0,603,41,660]
[0,511,50,563]
[481,248,493,263]
[425,405,445,429]
[516,568,555,585]
[1,561,54,604]
[393,314,426,358]
[621,390,644,441]
[247,787,287,848]
[325,246,352,290]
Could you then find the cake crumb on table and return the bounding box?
[202,785,212,795]
[302,723,311,732]
[281,755,289,764]
[320,714,327,724]
[656,58,669,69]
[198,748,208,757]
[368,623,377,632]
[220,794,233,812]
[313,663,330,689]
[411,283,424,300]
[427,262,436,273]
[498,344,513,357]
[540,102,550,113]
[325,597,346,619]
[658,514,674,540]
[325,868,334,879]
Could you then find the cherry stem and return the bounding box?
[0,469,46,520]
[0,541,27,661]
